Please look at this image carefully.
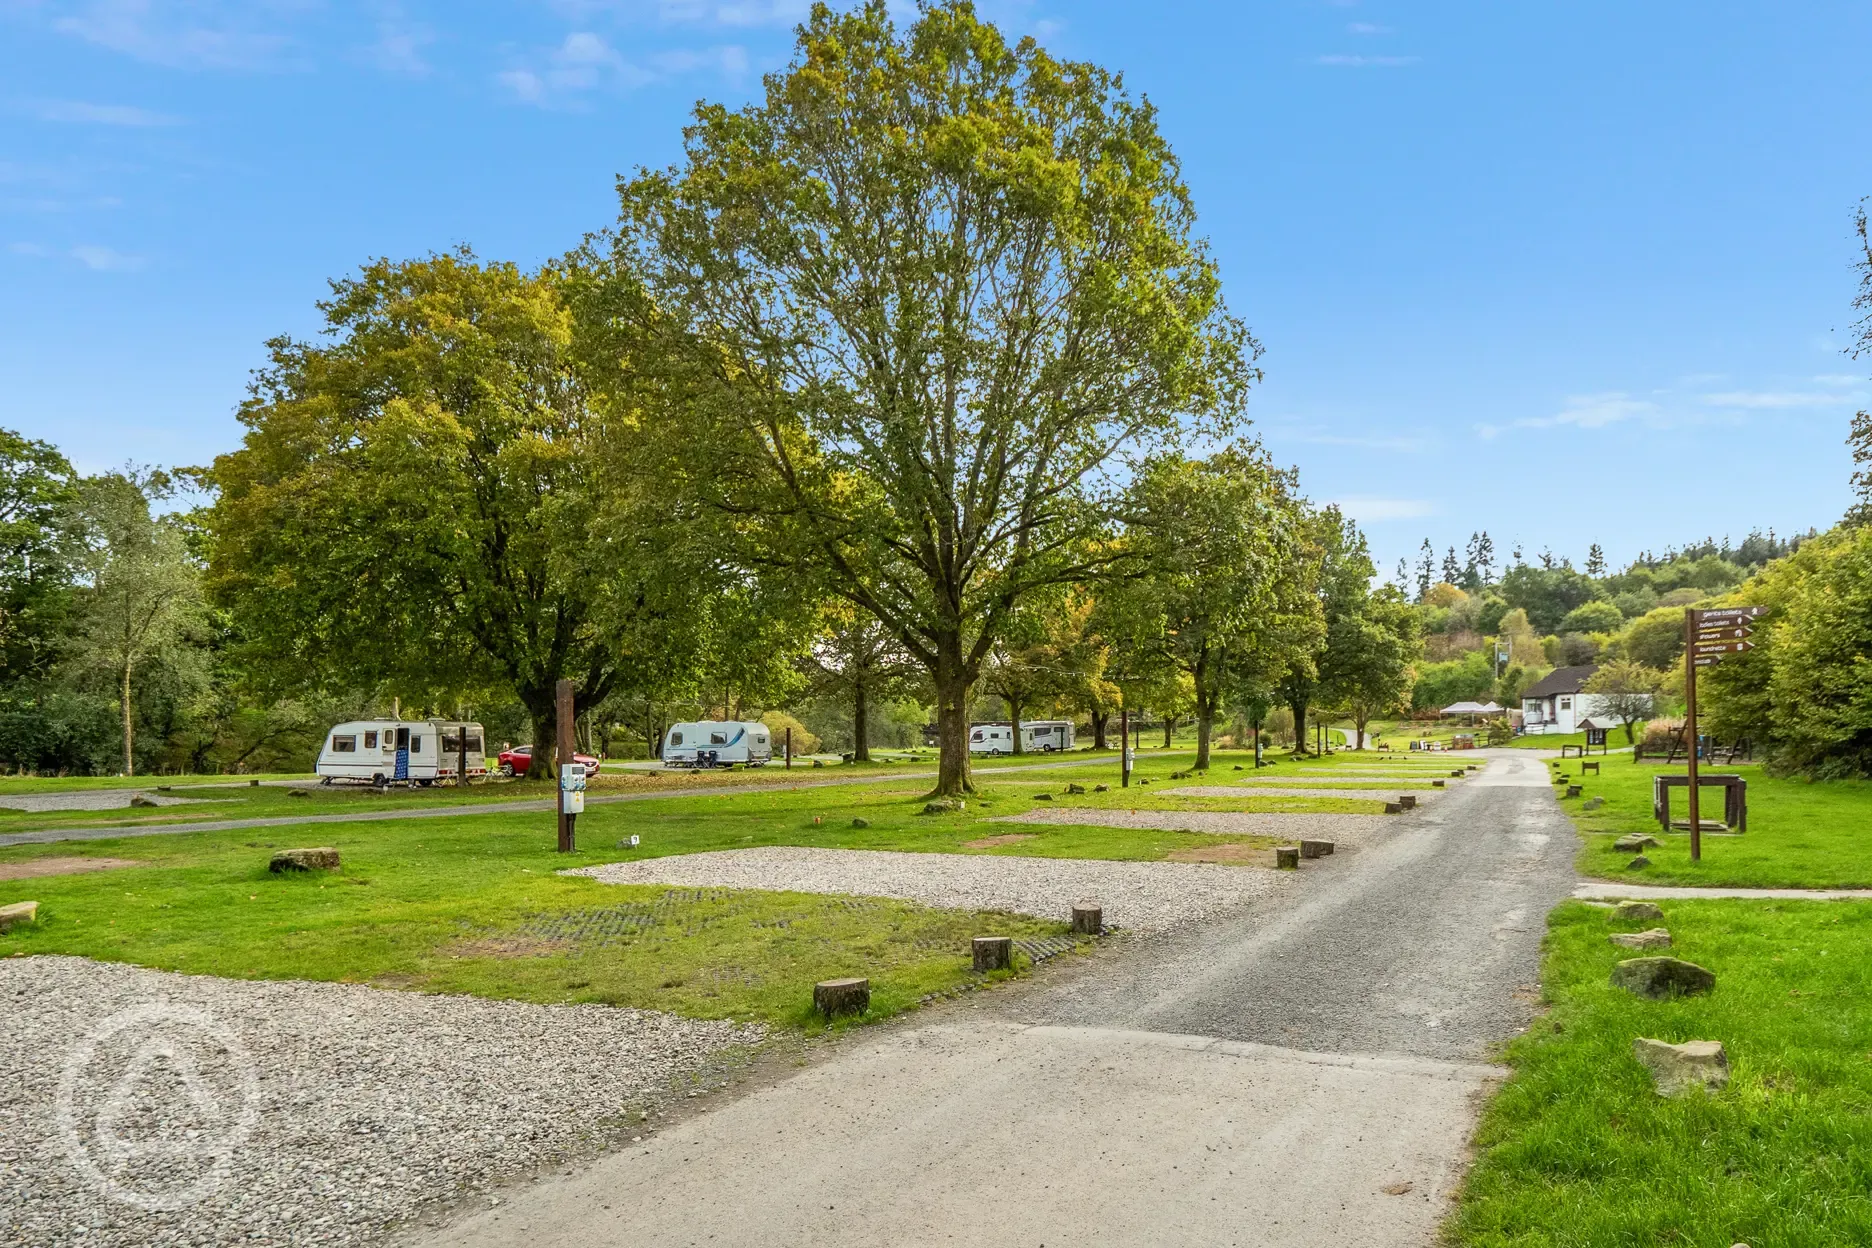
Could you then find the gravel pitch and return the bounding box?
[0,791,230,813]
[568,847,1286,934]
[996,806,1395,848]
[1,956,763,1248]
[1161,785,1436,802]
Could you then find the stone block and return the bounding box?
[1612,956,1716,1000]
[851,817,870,828]
[1627,856,1652,869]
[1611,928,1672,951]
[0,900,39,932]
[921,798,965,815]
[1634,1037,1729,1096]
[269,847,340,872]
[1613,900,1664,922]
[1612,834,1659,853]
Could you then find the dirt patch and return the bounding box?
[1165,843,1273,866]
[439,934,572,960]
[0,855,142,881]
[963,833,1038,849]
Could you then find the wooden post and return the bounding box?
[1275,845,1300,869]
[1072,903,1103,935]
[556,678,577,853]
[972,936,1013,972]
[785,726,792,770]
[1684,608,1701,862]
[813,977,869,1017]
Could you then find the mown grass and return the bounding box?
[1545,755,1872,889]
[1450,899,1872,1247]
[0,747,1416,1027]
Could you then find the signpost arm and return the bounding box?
[1684,609,1701,862]
[556,678,577,853]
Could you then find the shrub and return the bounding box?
[1559,600,1623,634]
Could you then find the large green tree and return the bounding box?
[605,1,1254,795]
[1279,507,1374,755]
[1121,447,1303,770]
[203,253,716,775]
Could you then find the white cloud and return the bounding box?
[360,12,434,76]
[1315,54,1417,67]
[1478,392,1657,439]
[1701,390,1855,409]
[1813,373,1863,387]
[70,243,145,271]
[1347,22,1392,35]
[1327,496,1435,521]
[48,1,298,71]
[500,30,749,105]
[28,99,181,126]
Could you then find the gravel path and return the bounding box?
[0,792,230,813]
[1160,785,1435,802]
[0,956,763,1248]
[566,847,1287,934]
[993,806,1395,848]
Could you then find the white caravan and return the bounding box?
[970,721,1077,755]
[316,720,486,786]
[968,723,1016,755]
[661,721,774,768]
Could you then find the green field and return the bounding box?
[0,748,1430,1027]
[1547,756,1872,889]
[1451,899,1872,1246]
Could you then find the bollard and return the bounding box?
[1299,839,1334,859]
[972,936,1013,972]
[813,977,870,1017]
[1275,845,1300,869]
[1398,794,1417,810]
[1383,801,1403,814]
[1072,903,1103,936]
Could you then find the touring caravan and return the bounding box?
[316,720,486,786]
[968,723,1016,754]
[969,721,1077,755]
[661,721,774,769]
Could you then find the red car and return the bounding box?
[497,745,601,778]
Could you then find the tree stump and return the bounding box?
[1383,801,1403,814]
[0,900,39,932]
[1565,784,1583,798]
[1275,845,1300,869]
[1397,794,1417,810]
[1072,903,1103,935]
[1432,779,1446,788]
[1450,769,1464,778]
[1299,839,1334,859]
[972,936,1013,972]
[270,847,340,872]
[813,977,870,1017]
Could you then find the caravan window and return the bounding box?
[971,730,983,742]
[465,734,482,753]
[1033,726,1052,736]
[364,731,378,749]
[754,734,767,745]
[410,735,423,753]
[442,731,483,755]
[330,734,357,753]
[710,732,728,746]
[670,731,684,746]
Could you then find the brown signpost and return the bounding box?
[1682,606,1762,861]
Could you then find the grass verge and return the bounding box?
[1450,898,1872,1246]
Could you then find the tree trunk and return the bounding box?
[932,650,974,797]
[1353,712,1369,751]
[1290,698,1309,756]
[853,678,871,762]
[121,659,134,777]
[527,700,557,780]
[1193,655,1213,771]
[1091,710,1109,750]
[1162,716,1174,749]
[1010,696,1024,756]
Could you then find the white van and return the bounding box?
[316,720,485,786]
[662,721,773,768]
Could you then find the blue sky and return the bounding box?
[3,1,1870,577]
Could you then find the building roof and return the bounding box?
[1440,701,1503,715]
[1521,665,1598,698]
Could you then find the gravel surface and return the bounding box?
[0,792,229,813]
[1161,785,1437,802]
[0,956,763,1248]
[1012,751,1578,1061]
[994,806,1395,848]
[567,847,1287,934]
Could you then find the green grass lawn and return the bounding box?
[1450,899,1872,1246]
[0,748,1391,1028]
[1546,755,1872,889]
[1505,729,1636,752]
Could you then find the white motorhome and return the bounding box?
[969,721,1077,755]
[661,721,774,768]
[316,720,485,786]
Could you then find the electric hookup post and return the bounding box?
[555,677,579,853]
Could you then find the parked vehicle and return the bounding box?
[662,721,773,768]
[496,744,601,778]
[316,720,486,786]
[968,720,1077,755]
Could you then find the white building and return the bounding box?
[1519,665,1649,735]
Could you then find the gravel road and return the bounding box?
[995,806,1394,847]
[1,957,762,1248]
[1161,785,1438,801]
[566,846,1288,933]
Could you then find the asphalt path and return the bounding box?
[414,751,1578,1248]
[0,757,1096,848]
